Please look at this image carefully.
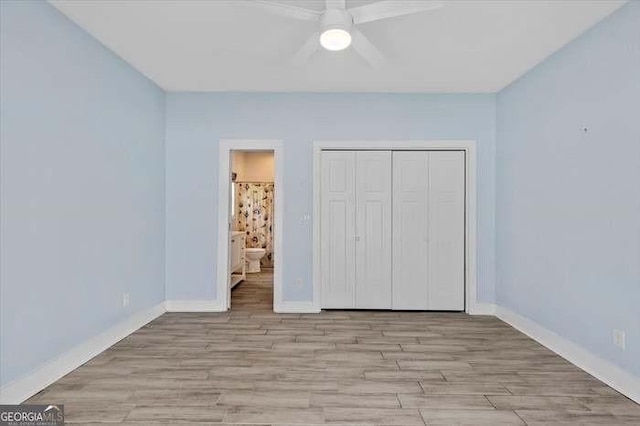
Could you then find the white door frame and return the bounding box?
[217,139,283,311]
[313,140,479,314]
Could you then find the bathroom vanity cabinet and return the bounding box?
[230,231,246,288]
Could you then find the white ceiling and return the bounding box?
[49,0,626,93]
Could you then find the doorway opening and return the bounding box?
[217,140,283,312]
[229,150,275,312]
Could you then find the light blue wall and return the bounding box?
[496,2,640,376]
[165,93,496,303]
[0,0,166,387]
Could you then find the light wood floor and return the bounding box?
[27,270,640,424]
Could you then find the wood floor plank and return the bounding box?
[217,390,311,408]
[487,395,592,411]
[310,392,401,408]
[397,360,473,370]
[63,403,136,424]
[515,408,635,425]
[420,382,512,395]
[223,407,324,424]
[323,407,424,425]
[398,394,496,410]
[338,379,424,395]
[419,408,525,425]
[124,405,226,422]
[364,370,445,381]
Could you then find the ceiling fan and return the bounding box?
[244,0,445,67]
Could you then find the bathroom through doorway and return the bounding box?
[229,149,275,312]
[217,140,283,313]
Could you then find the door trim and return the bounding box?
[313,140,478,314]
[217,139,283,312]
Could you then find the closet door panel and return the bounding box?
[321,151,356,309]
[392,152,429,310]
[428,151,465,310]
[355,151,392,309]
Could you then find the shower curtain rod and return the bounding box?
[235,181,274,184]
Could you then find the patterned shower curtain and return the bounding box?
[235,182,274,267]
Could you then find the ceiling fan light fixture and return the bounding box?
[320,28,352,51]
[318,8,353,51]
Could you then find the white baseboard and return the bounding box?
[496,306,640,404]
[0,302,166,404]
[274,301,320,314]
[165,299,226,312]
[468,302,496,315]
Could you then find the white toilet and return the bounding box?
[244,248,266,273]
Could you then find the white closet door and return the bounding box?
[427,151,465,310]
[321,151,356,308]
[392,152,429,310]
[393,151,465,311]
[355,151,392,309]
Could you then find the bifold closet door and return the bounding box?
[320,151,356,308]
[320,150,392,309]
[393,151,465,311]
[355,151,392,309]
[392,152,429,310]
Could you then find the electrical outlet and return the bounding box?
[613,329,625,350]
[122,292,130,308]
[296,278,303,288]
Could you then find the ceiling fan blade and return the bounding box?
[326,0,346,9]
[351,28,384,68]
[244,0,321,22]
[291,32,320,66]
[349,0,444,25]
